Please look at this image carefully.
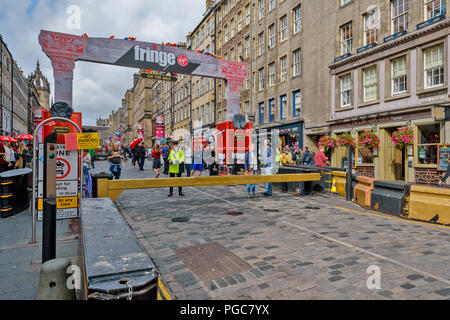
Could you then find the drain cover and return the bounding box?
[172,217,190,222]
[227,211,243,216]
[264,209,279,212]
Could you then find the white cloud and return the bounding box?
[0,0,205,125]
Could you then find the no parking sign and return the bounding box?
[37,144,80,221]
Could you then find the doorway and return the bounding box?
[380,127,406,182]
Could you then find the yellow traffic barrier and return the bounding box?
[97,173,321,201]
[407,185,450,225]
[332,171,346,197]
[354,176,375,209]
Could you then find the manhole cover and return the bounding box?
[175,242,251,280]
[304,206,320,210]
[227,211,243,216]
[172,217,190,222]
[264,209,279,212]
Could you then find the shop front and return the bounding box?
[330,108,448,184]
[272,121,304,152]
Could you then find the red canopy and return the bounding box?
[0,136,17,143]
[15,133,33,140]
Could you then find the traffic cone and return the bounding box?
[331,179,337,193]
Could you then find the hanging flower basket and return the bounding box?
[318,135,337,152]
[391,127,414,149]
[337,132,356,148]
[358,130,380,148]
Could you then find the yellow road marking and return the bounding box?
[335,206,450,230]
[158,278,172,300]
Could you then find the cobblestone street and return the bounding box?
[93,160,450,300]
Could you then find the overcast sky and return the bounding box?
[0,0,205,126]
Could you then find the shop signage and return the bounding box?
[383,30,407,43]
[432,107,446,120]
[418,147,427,159]
[334,53,351,63]
[64,132,100,150]
[417,14,445,30]
[437,144,450,171]
[357,43,377,54]
[352,115,402,126]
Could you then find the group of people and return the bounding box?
[0,141,33,173]
[275,145,329,167]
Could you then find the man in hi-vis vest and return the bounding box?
[168,141,185,197]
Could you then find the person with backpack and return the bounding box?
[162,143,170,175]
[138,142,147,171]
[302,146,311,165]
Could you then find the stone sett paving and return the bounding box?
[93,160,450,300]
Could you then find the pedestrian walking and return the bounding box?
[107,143,124,179]
[183,144,192,177]
[24,144,33,169]
[168,141,185,197]
[302,147,311,165]
[162,143,170,175]
[191,145,204,177]
[245,143,258,198]
[151,144,162,178]
[138,142,146,171]
[89,148,96,169]
[15,142,26,169]
[314,146,328,167]
[83,149,92,197]
[4,143,15,171]
[438,156,450,186]
[261,139,273,196]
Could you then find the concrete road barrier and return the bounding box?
[354,176,375,209]
[407,185,450,225]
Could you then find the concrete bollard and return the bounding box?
[36,258,76,300]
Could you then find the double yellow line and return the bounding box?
[157,278,172,300]
[336,206,450,230]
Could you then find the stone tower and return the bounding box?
[29,60,50,110]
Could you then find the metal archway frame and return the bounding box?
[32,117,82,244]
[38,30,248,121]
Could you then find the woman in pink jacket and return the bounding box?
[314,146,328,167]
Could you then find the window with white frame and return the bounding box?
[224,24,229,43]
[237,42,243,61]
[237,11,242,32]
[259,0,265,20]
[230,47,235,61]
[246,5,251,25]
[363,9,379,45]
[258,32,265,56]
[280,15,287,42]
[206,103,210,123]
[391,0,408,34]
[293,49,301,77]
[245,101,250,115]
[259,68,265,90]
[245,36,250,58]
[269,98,275,122]
[341,0,352,5]
[340,22,352,55]
[424,0,446,20]
[340,74,352,107]
[363,66,378,102]
[293,6,301,34]
[246,73,250,90]
[201,78,205,95]
[206,78,210,92]
[259,102,265,124]
[424,44,444,88]
[269,0,275,12]
[280,56,287,81]
[391,56,407,94]
[231,19,235,38]
[269,62,275,86]
[268,24,276,48]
